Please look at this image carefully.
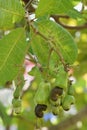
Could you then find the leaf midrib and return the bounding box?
[0,7,23,17]
[0,30,24,72]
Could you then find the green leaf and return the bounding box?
[0,28,28,86]
[0,0,24,30]
[30,30,49,65]
[36,0,81,19]
[30,29,60,69]
[0,101,11,125]
[34,19,78,64]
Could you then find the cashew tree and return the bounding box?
[0,0,87,130]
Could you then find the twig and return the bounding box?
[27,52,37,64]
[47,48,53,70]
[6,126,10,130]
[25,0,34,9]
[49,105,87,130]
[26,52,44,73]
[81,0,85,12]
[51,15,87,30]
[51,15,69,19]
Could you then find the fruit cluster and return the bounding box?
[34,65,75,118]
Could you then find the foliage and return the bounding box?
[0,0,87,130]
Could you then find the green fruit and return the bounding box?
[35,104,47,118]
[62,103,70,111]
[12,98,22,108]
[34,81,51,105]
[52,106,59,115]
[54,65,68,89]
[14,107,21,114]
[62,95,75,111]
[68,86,75,95]
[13,86,21,99]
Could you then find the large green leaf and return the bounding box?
[30,29,60,69]
[33,19,78,64]
[0,0,24,30]
[35,0,81,19]
[0,28,28,85]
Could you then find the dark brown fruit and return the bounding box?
[50,86,63,101]
[35,104,47,118]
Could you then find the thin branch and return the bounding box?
[47,48,53,70]
[27,52,37,64]
[51,15,87,30]
[26,52,44,73]
[51,15,69,19]
[25,0,34,9]
[6,126,10,130]
[49,105,87,130]
[81,0,85,12]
